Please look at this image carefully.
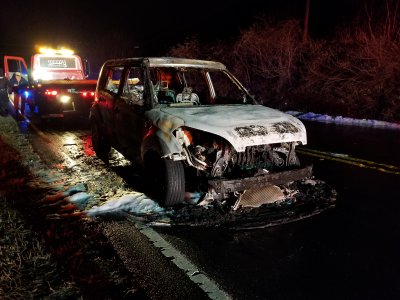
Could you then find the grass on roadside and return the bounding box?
[0,197,81,300]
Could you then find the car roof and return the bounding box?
[102,57,227,70]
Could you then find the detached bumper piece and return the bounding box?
[171,174,336,229]
[208,165,313,198]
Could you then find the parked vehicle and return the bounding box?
[90,57,312,206]
[2,47,96,119]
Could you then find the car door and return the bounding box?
[113,65,148,163]
[96,66,124,145]
[3,56,29,82]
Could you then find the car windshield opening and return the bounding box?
[150,67,252,106]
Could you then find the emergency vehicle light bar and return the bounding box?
[39,47,74,56]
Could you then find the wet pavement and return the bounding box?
[2,103,398,299]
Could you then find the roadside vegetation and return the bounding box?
[0,136,81,299]
[0,118,140,299]
[167,1,400,123]
[0,198,81,299]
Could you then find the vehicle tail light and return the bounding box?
[45,89,58,96]
[81,91,95,98]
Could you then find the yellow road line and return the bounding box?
[298,148,400,175]
[300,148,399,170]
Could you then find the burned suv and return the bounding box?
[90,57,312,207]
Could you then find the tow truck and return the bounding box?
[1,47,97,120]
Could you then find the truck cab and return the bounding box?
[2,48,96,120]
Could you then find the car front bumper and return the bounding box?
[208,165,313,199]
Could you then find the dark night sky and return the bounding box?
[0,0,363,65]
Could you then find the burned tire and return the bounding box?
[91,118,110,162]
[144,151,185,206]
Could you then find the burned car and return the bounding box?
[90,57,312,207]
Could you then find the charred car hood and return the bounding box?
[148,105,307,152]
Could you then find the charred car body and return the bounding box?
[90,57,312,206]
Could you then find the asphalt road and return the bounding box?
[4,106,400,299]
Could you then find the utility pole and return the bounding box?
[303,0,310,43]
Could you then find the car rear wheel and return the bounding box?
[91,118,110,162]
[144,151,185,206]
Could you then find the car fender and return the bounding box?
[143,109,185,159]
[141,127,183,162]
[89,105,108,137]
[89,105,102,125]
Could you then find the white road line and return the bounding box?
[136,223,232,300]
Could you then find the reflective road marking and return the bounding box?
[136,223,232,300]
[298,147,400,175]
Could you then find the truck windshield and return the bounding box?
[32,54,84,80]
[38,56,77,69]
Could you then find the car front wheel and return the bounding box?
[144,151,185,206]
